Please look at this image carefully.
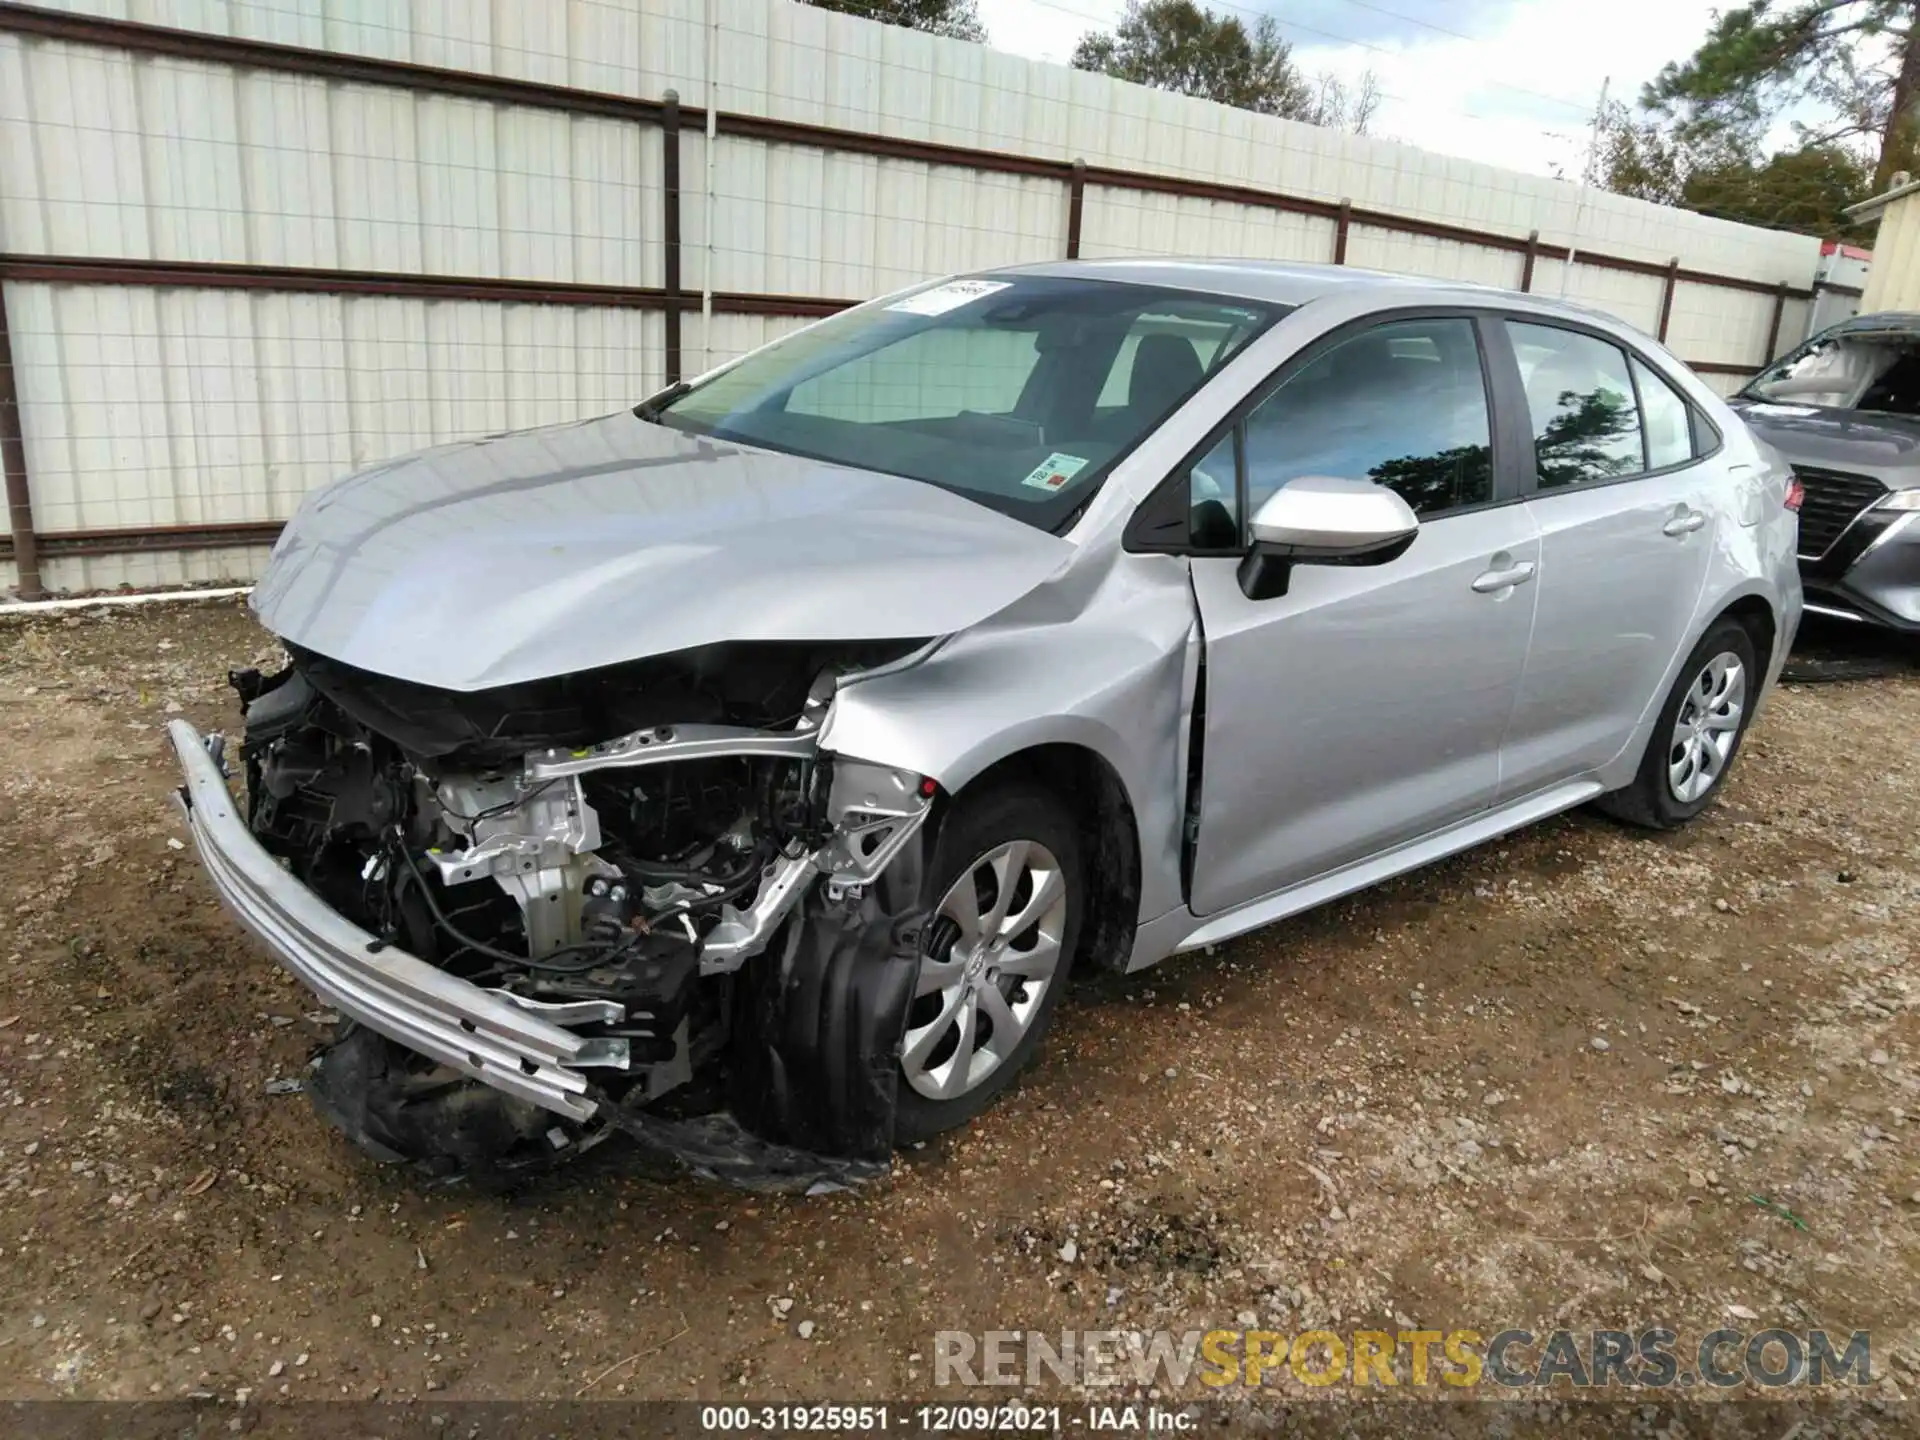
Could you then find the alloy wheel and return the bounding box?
[902,839,1069,1101]
[1667,651,1746,804]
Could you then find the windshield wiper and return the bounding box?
[633,381,692,422]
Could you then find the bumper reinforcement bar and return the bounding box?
[167,719,627,1122]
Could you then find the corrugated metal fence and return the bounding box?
[0,0,1838,596]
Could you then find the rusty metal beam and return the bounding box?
[0,255,857,319]
[0,254,672,306]
[1066,160,1086,260]
[1333,200,1351,265]
[710,290,852,318]
[1656,257,1680,342]
[1519,231,1539,293]
[1763,282,1788,364]
[0,519,282,564]
[721,110,1071,181]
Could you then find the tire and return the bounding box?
[893,785,1085,1145]
[1595,618,1759,830]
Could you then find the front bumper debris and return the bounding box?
[167,719,625,1122]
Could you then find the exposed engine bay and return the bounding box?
[224,639,935,1189]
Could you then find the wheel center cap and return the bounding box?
[964,951,985,979]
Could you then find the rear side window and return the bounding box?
[1241,317,1494,518]
[1508,322,1644,488]
[1632,356,1694,469]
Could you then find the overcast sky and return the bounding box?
[973,0,1735,178]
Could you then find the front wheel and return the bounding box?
[1596,618,1759,830]
[893,786,1084,1145]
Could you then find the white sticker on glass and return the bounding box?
[885,279,1012,316]
[1021,452,1090,492]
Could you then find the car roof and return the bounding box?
[1828,310,1920,335]
[990,256,1531,311]
[974,258,1731,401]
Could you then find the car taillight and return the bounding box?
[1784,478,1805,512]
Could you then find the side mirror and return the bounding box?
[1238,477,1419,601]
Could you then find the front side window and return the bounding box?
[1743,327,1920,413]
[652,276,1280,530]
[1242,317,1494,518]
[1508,322,1644,488]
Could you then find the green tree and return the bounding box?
[800,0,985,43]
[1583,100,1722,207]
[1644,0,1920,192]
[1690,142,1873,231]
[1072,0,1313,119]
[1586,97,1873,236]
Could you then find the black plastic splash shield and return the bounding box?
[595,836,926,1194]
[593,1109,889,1195]
[307,1023,601,1185]
[716,831,927,1180]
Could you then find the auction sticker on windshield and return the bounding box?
[886,279,1011,316]
[1021,452,1089,492]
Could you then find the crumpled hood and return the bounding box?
[252,412,1073,691]
[1730,401,1920,481]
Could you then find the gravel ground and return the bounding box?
[1,600,1917,1411]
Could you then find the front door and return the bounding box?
[1186,315,1540,916]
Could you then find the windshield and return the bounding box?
[648,275,1282,528]
[1743,327,1920,415]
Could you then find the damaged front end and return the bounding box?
[170,640,937,1191]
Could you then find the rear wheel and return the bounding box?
[894,786,1083,1145]
[1596,618,1758,830]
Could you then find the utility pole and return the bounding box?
[1560,76,1611,299]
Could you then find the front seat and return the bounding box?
[1126,334,1205,425]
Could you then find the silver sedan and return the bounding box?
[170,259,1803,1187]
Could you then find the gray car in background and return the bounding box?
[168,259,1802,1189]
[1732,311,1920,632]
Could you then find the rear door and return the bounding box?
[1495,320,1721,797]
[1174,314,1542,915]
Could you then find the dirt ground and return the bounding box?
[1,598,1917,1413]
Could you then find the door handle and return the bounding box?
[1663,509,1706,536]
[1470,560,1536,593]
